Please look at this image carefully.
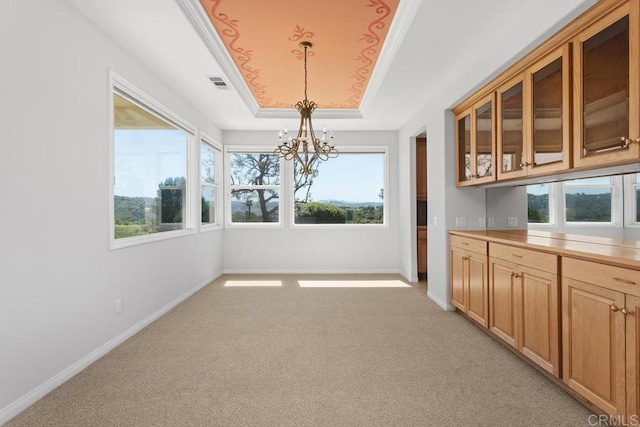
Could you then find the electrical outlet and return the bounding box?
[488,217,495,228]
[455,217,466,227]
[508,217,518,227]
[115,299,124,315]
[478,217,486,228]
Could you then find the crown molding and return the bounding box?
[359,0,423,115]
[177,0,260,116]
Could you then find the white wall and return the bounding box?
[0,1,224,422]
[397,0,596,310]
[486,187,528,230]
[222,131,400,274]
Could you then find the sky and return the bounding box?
[299,153,384,203]
[114,128,384,203]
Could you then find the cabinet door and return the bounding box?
[416,137,427,199]
[562,278,626,416]
[489,258,518,348]
[418,229,427,274]
[456,110,473,185]
[519,266,560,377]
[528,45,571,176]
[626,295,640,419]
[450,247,467,312]
[573,3,640,168]
[467,251,488,328]
[497,76,527,180]
[473,94,496,185]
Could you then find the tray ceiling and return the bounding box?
[197,0,400,111]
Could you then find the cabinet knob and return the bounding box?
[621,307,633,316]
[611,305,620,312]
[519,161,530,167]
[510,272,520,278]
[462,256,469,261]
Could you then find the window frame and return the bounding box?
[561,176,623,228]
[289,146,389,228]
[199,134,223,231]
[624,172,640,227]
[224,146,283,228]
[109,71,197,250]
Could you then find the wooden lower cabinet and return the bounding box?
[562,277,626,416]
[562,256,640,421]
[488,244,560,376]
[418,228,427,275]
[450,237,489,328]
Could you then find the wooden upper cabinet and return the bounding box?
[416,137,427,199]
[456,94,496,186]
[573,2,640,168]
[529,45,571,175]
[497,75,527,180]
[497,46,571,180]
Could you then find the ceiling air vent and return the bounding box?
[208,76,230,90]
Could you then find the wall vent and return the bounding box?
[208,76,230,90]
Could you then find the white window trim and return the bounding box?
[624,173,640,227]
[224,146,283,228]
[561,175,623,228]
[199,133,223,232]
[109,70,197,250]
[290,146,389,229]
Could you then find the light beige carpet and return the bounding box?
[7,274,593,426]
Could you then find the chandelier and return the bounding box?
[274,41,338,176]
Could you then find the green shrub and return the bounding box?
[296,202,347,224]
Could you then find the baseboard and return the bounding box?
[427,290,455,311]
[222,269,402,275]
[0,272,221,426]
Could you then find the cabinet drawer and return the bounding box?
[489,243,557,273]
[563,257,640,294]
[450,235,487,254]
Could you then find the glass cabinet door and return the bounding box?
[456,111,472,183]
[474,98,494,182]
[529,45,570,175]
[574,4,639,167]
[498,78,525,179]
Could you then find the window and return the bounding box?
[624,172,640,226]
[200,137,221,228]
[563,177,618,224]
[227,150,280,224]
[111,74,194,248]
[527,183,551,224]
[293,150,386,225]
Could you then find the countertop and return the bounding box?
[449,229,640,270]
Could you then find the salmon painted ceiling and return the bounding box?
[198,0,400,110]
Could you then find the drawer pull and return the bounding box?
[511,254,522,258]
[611,305,620,312]
[462,256,469,261]
[462,242,469,246]
[621,308,633,316]
[613,277,637,285]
